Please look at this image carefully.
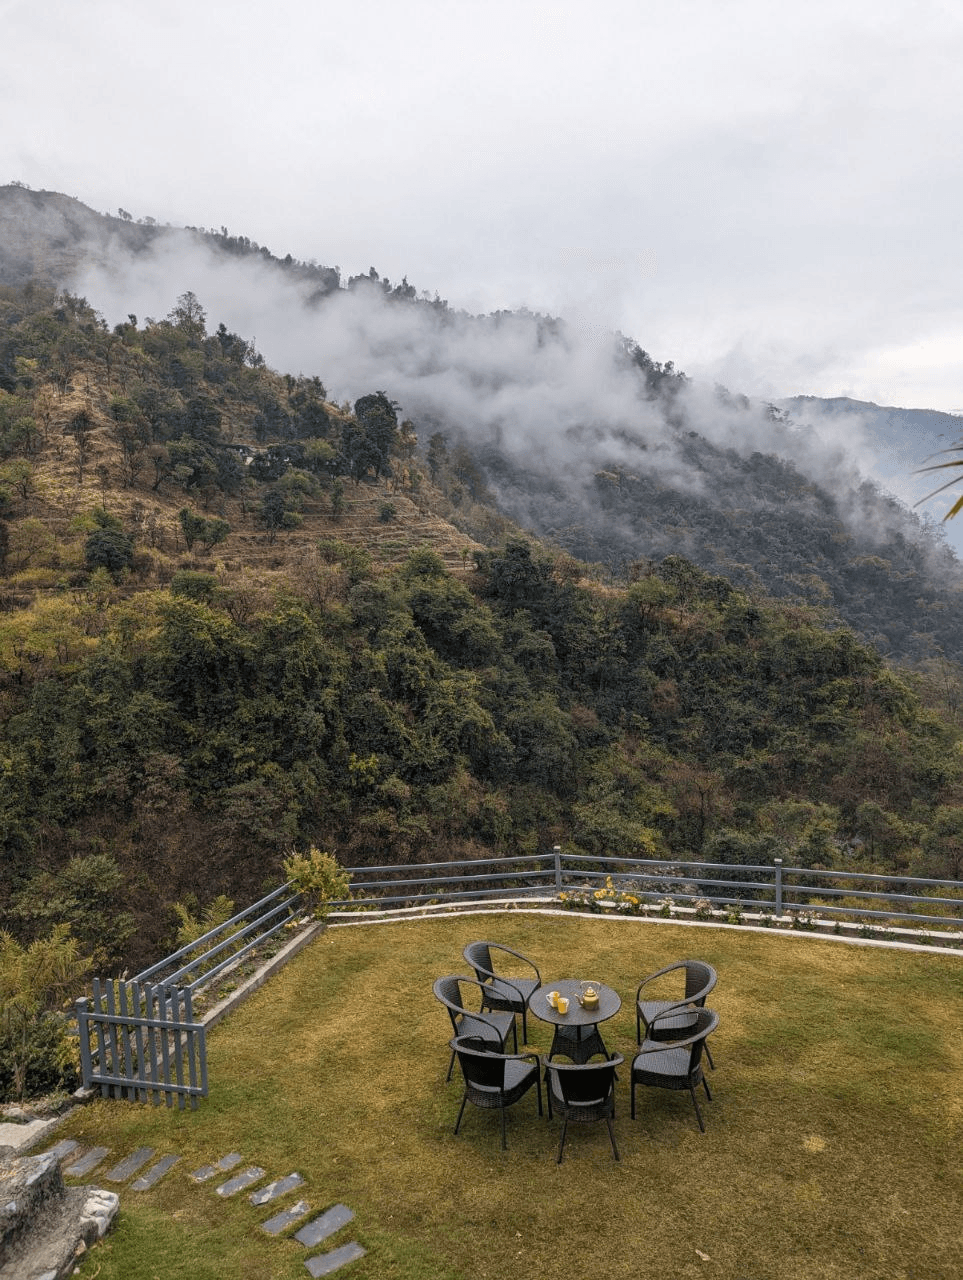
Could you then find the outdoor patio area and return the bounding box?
[52,912,963,1280]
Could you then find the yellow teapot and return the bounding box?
[578,982,600,1010]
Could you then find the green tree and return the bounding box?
[84,527,134,577]
[0,925,90,1101]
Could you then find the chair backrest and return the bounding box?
[546,1054,624,1105]
[683,961,717,1004]
[433,975,492,1034]
[450,1035,508,1089]
[678,1008,719,1073]
[463,941,495,982]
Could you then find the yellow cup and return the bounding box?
[547,990,559,1008]
[556,996,569,1014]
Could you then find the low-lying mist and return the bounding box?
[72,226,956,570]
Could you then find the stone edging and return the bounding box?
[326,901,963,957]
[199,917,327,1031]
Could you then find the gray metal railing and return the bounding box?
[133,882,303,993]
[331,847,963,938]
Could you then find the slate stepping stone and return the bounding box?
[44,1139,79,1162]
[295,1203,354,1248]
[304,1242,367,1277]
[191,1152,244,1182]
[131,1153,179,1190]
[106,1146,155,1182]
[217,1165,265,1196]
[65,1146,110,1176]
[250,1172,305,1206]
[262,1198,313,1235]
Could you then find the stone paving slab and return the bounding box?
[304,1241,367,1276]
[191,1152,243,1182]
[295,1203,354,1248]
[43,1139,80,1162]
[131,1153,179,1190]
[262,1198,312,1236]
[0,1118,53,1152]
[250,1172,305,1206]
[105,1146,155,1182]
[64,1146,110,1177]
[216,1165,265,1197]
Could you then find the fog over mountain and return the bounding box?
[4,184,963,660]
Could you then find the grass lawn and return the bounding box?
[62,913,962,1280]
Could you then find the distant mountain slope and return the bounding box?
[781,395,963,551]
[4,183,963,663]
[0,184,165,287]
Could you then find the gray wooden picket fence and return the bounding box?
[75,883,302,1107]
[76,978,206,1110]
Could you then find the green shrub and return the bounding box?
[0,926,89,1102]
[283,847,352,919]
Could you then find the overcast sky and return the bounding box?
[3,0,962,412]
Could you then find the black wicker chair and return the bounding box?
[463,941,542,1042]
[542,1053,624,1163]
[433,976,519,1081]
[635,959,717,1068]
[449,1035,543,1150]
[631,1007,719,1133]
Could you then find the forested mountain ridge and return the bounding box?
[0,278,961,993]
[5,184,962,668]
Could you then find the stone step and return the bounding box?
[0,1152,118,1280]
[191,1151,243,1182]
[63,1146,110,1177]
[262,1198,313,1236]
[295,1204,354,1248]
[250,1171,305,1205]
[0,1151,62,1256]
[131,1153,180,1190]
[105,1145,155,1182]
[216,1165,266,1197]
[304,1241,367,1277]
[30,1141,366,1275]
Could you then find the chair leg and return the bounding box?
[535,1077,543,1117]
[556,1117,569,1163]
[511,1021,518,1052]
[520,1006,528,1043]
[606,1117,620,1161]
[703,1076,713,1102]
[446,1047,456,1083]
[705,1040,715,1070]
[454,1093,468,1135]
[689,1085,706,1133]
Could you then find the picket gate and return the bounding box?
[76,977,207,1109]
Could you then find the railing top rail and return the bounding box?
[133,885,300,983]
[779,866,963,890]
[345,854,554,876]
[558,853,777,875]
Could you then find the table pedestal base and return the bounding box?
[548,1024,609,1064]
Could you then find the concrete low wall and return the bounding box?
[199,917,327,1030]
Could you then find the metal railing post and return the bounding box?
[75,997,92,1089]
[553,845,563,898]
[773,858,783,915]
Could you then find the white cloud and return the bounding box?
[3,0,963,410]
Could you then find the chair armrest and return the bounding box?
[635,960,685,1003]
[636,1026,703,1054]
[642,998,693,1033]
[489,943,541,984]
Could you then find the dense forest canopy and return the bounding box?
[0,279,960,1002]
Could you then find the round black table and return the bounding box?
[529,979,621,1064]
